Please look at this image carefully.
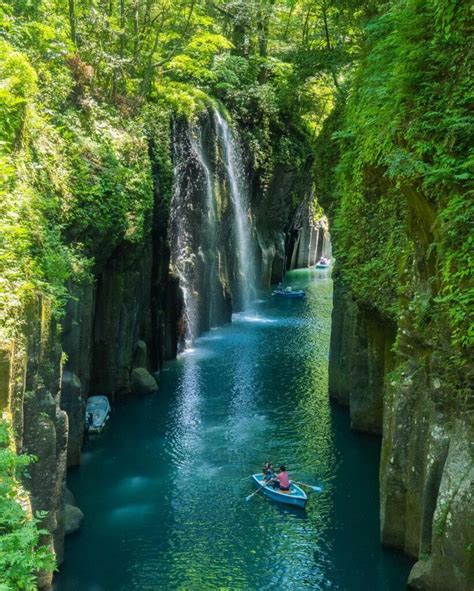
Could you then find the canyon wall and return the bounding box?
[329,271,473,591]
[325,178,473,590]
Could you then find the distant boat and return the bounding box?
[315,257,330,269]
[85,395,111,432]
[272,287,306,299]
[251,474,308,508]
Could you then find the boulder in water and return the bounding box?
[130,367,158,395]
[64,504,84,535]
[132,340,147,369]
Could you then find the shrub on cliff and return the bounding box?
[0,421,54,590]
[322,0,473,359]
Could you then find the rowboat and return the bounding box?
[251,474,308,508]
[272,288,306,299]
[315,258,330,269]
[85,395,111,433]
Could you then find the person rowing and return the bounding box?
[271,465,290,491]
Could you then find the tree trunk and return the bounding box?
[68,0,77,45]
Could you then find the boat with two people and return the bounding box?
[85,395,111,433]
[315,256,330,269]
[272,284,306,299]
[250,473,308,508]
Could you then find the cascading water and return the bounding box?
[214,110,256,309]
[170,109,257,348]
[188,125,218,328]
[170,121,199,345]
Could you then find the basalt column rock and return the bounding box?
[285,199,331,272]
[60,280,95,467]
[91,239,153,396]
[252,160,314,286]
[328,280,394,434]
[328,279,357,406]
[2,296,70,588]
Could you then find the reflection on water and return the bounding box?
[55,270,412,591]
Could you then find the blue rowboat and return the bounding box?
[315,259,330,269]
[272,289,306,299]
[251,474,308,508]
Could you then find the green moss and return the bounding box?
[315,0,473,360]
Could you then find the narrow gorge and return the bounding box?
[0,1,472,590]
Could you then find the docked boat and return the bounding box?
[85,395,111,433]
[272,287,306,299]
[251,474,308,508]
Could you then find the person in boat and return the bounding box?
[284,286,292,292]
[272,465,290,491]
[277,282,283,290]
[262,461,274,482]
[87,411,94,428]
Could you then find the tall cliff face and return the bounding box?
[316,2,473,586]
[0,103,179,586]
[329,258,473,591]
[1,297,68,589]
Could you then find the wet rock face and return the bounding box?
[252,163,316,286]
[63,504,84,535]
[0,296,70,589]
[170,113,240,342]
[330,281,473,590]
[328,281,395,434]
[130,367,158,395]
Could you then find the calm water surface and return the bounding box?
[55,269,412,590]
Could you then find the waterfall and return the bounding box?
[170,121,199,345]
[214,110,256,309]
[189,125,218,328]
[170,110,257,347]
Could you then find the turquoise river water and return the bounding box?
[54,269,413,591]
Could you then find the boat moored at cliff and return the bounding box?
[85,395,111,433]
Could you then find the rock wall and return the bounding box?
[0,128,180,588]
[286,200,331,272]
[329,272,473,590]
[252,161,315,284]
[0,296,68,589]
[169,113,234,343]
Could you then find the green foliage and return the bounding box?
[0,420,54,590]
[317,0,473,356]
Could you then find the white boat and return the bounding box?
[85,395,111,432]
[315,257,330,269]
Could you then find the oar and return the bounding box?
[293,480,323,493]
[245,479,272,501]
